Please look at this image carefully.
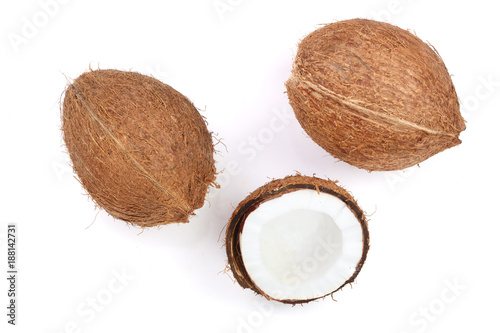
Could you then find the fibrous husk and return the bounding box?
[225,174,369,304]
[62,69,216,227]
[286,19,466,171]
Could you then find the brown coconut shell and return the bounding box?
[62,69,216,227]
[286,19,466,171]
[225,175,369,304]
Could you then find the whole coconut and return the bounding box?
[62,69,216,227]
[286,19,466,171]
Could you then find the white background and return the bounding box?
[1,0,499,332]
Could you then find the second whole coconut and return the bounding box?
[62,69,217,227]
[286,19,466,171]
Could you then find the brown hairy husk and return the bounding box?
[286,19,466,171]
[62,69,216,227]
[225,175,369,304]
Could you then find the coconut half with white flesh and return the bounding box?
[225,175,369,304]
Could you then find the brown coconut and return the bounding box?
[62,69,216,227]
[286,19,466,171]
[225,175,369,304]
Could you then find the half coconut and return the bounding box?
[226,175,369,304]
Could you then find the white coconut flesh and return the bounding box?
[239,189,364,301]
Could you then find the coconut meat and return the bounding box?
[239,189,364,301]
